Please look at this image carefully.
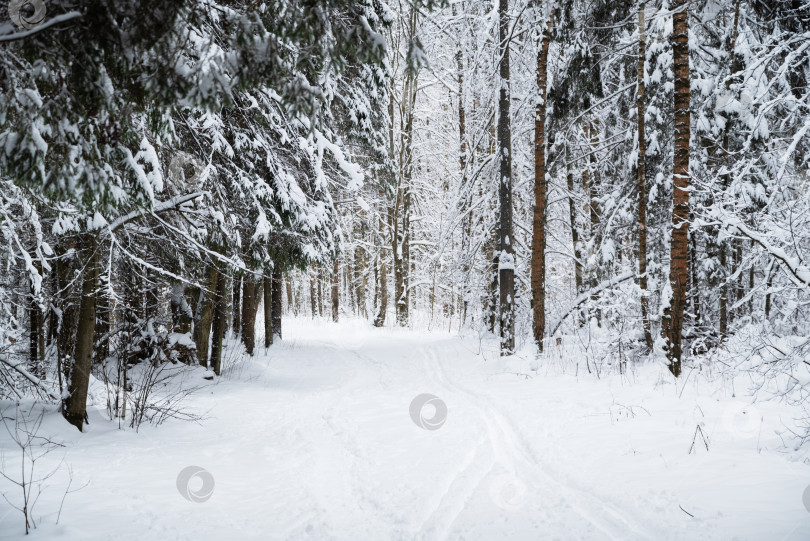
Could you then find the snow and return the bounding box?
[315,130,364,191]
[167,332,194,347]
[356,196,371,212]
[88,211,108,231]
[498,251,515,271]
[1,318,809,540]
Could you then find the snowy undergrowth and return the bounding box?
[1,317,809,540]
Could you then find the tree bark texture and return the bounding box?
[240,277,261,355]
[531,9,555,352]
[265,275,274,347]
[637,2,653,349]
[272,269,283,339]
[210,269,227,373]
[497,0,515,354]
[63,234,98,431]
[662,0,691,376]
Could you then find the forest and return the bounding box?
[0,0,809,539]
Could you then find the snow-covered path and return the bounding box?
[2,319,809,540]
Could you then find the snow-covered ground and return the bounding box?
[1,318,809,540]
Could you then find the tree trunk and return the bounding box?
[456,3,467,182]
[485,236,498,334]
[719,235,728,338]
[374,216,388,327]
[56,239,80,384]
[239,278,257,355]
[46,267,59,351]
[63,234,98,431]
[662,0,691,376]
[455,3,471,329]
[264,275,274,347]
[232,274,242,338]
[317,270,324,318]
[748,246,754,315]
[94,270,111,365]
[331,260,339,322]
[309,269,317,319]
[531,8,554,352]
[483,120,498,334]
[734,244,743,318]
[390,77,405,327]
[566,147,584,327]
[393,189,404,325]
[28,271,42,377]
[399,127,414,326]
[285,278,294,316]
[345,263,353,314]
[764,262,774,318]
[188,282,200,336]
[637,1,653,349]
[497,0,516,354]
[355,248,367,319]
[718,0,741,340]
[689,217,702,329]
[585,121,603,325]
[241,278,261,355]
[402,82,415,328]
[395,9,418,328]
[195,262,219,368]
[272,269,283,340]
[210,269,227,374]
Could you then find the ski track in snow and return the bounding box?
[419,345,652,540]
[1,318,810,540]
